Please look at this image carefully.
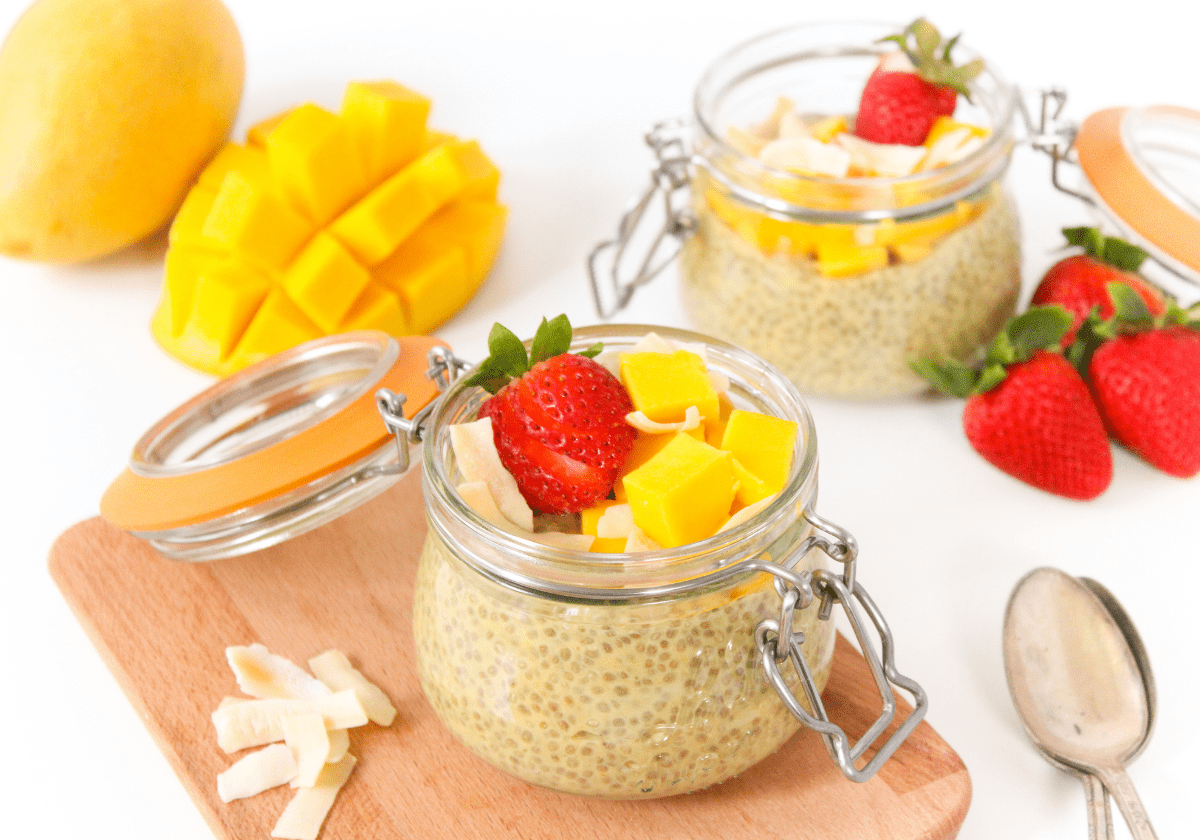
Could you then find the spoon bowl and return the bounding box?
[1003,567,1158,840]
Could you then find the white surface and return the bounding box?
[3,0,1198,837]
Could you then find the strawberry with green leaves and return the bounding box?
[1030,227,1166,346]
[463,315,636,514]
[855,18,984,147]
[912,307,1113,500]
[1070,284,1200,478]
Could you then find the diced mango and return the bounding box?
[202,170,313,272]
[267,103,368,225]
[705,391,736,448]
[197,143,270,192]
[815,241,889,277]
[729,458,773,508]
[925,116,990,147]
[329,143,466,266]
[809,114,847,143]
[226,289,322,371]
[181,261,273,366]
[622,433,737,548]
[340,81,431,187]
[591,537,628,553]
[169,185,218,248]
[282,232,372,332]
[247,108,295,148]
[154,81,506,376]
[339,283,410,335]
[620,350,719,425]
[718,409,799,505]
[581,500,623,536]
[892,240,933,263]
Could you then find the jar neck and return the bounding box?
[421,324,820,602]
[691,21,1017,222]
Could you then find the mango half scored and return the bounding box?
[153,80,506,376]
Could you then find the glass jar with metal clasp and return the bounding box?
[590,21,1022,399]
[378,323,927,798]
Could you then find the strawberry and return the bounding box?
[464,315,636,514]
[912,307,1113,500]
[855,18,984,146]
[1030,227,1165,346]
[1070,283,1200,478]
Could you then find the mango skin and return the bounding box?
[0,0,244,263]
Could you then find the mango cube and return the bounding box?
[168,185,218,248]
[340,81,431,187]
[705,391,736,448]
[182,261,273,364]
[267,103,368,225]
[247,108,295,148]
[622,433,736,548]
[815,241,889,277]
[202,171,313,272]
[329,143,466,266]
[226,289,322,371]
[446,140,501,201]
[374,246,468,335]
[719,410,799,506]
[162,246,222,335]
[339,283,410,335]
[197,143,269,192]
[282,232,372,332]
[619,350,719,425]
[418,200,507,286]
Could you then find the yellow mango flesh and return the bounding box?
[718,409,799,506]
[622,433,736,548]
[0,0,243,263]
[153,80,506,376]
[619,351,720,425]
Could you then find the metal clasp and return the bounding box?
[374,346,469,474]
[748,509,928,783]
[588,119,696,319]
[1017,87,1094,206]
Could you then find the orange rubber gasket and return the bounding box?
[100,334,445,533]
[1075,106,1200,275]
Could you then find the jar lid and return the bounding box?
[1075,106,1200,279]
[100,331,446,560]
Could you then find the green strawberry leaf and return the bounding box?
[577,342,604,358]
[1062,226,1148,271]
[529,314,573,365]
[974,362,1008,394]
[909,358,977,398]
[1107,282,1155,327]
[985,329,1017,367]
[1005,305,1074,358]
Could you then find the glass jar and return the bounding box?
[592,22,1021,398]
[408,324,924,798]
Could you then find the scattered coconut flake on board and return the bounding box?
[217,743,298,803]
[212,644,397,839]
[271,754,357,840]
[308,650,397,727]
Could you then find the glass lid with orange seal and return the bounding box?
[100,331,467,562]
[1025,91,1200,291]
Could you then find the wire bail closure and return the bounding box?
[375,346,468,474]
[588,119,696,319]
[748,508,929,783]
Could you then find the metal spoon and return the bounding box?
[1003,568,1158,840]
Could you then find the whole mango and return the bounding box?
[0,0,243,263]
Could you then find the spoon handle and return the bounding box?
[1093,765,1158,840]
[1081,772,1115,840]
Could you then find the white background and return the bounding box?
[2,0,1198,838]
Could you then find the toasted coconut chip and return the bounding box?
[725,125,767,157]
[309,650,397,728]
[451,419,534,531]
[626,405,701,434]
[458,481,595,551]
[271,754,356,840]
[707,370,730,394]
[593,349,622,377]
[718,495,778,533]
[217,743,298,803]
[750,95,796,140]
[211,691,367,753]
[596,504,635,540]
[227,643,333,703]
[533,531,596,551]
[283,713,331,788]
[629,332,677,355]
[625,527,663,553]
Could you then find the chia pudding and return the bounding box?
[411,325,838,799]
[680,184,1021,398]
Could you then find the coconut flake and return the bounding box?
[308,650,397,728]
[835,134,927,177]
[227,644,333,703]
[625,528,663,553]
[595,504,635,540]
[760,136,851,177]
[718,495,778,533]
[271,754,356,840]
[450,418,535,531]
[217,743,298,803]
[626,405,701,434]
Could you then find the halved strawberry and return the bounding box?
[1031,227,1165,346]
[464,315,636,514]
[855,18,984,146]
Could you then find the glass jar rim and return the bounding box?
[421,324,821,601]
[691,20,1018,222]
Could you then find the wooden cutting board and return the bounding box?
[49,467,970,840]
